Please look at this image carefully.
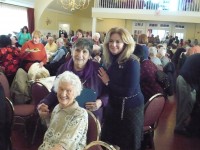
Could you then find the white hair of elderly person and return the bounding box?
[149,46,163,69]
[92,32,103,63]
[38,71,88,150]
[92,32,102,51]
[28,62,50,81]
[158,46,170,67]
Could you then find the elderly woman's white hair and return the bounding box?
[56,38,64,44]
[92,32,100,39]
[53,71,82,97]
[158,47,167,57]
[149,46,158,57]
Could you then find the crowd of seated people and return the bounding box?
[2,25,200,150]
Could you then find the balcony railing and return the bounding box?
[94,0,200,12]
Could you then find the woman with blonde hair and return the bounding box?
[98,27,144,150]
[20,30,47,72]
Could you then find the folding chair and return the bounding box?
[142,93,166,150]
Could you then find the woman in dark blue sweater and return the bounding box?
[98,27,144,150]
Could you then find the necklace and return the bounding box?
[81,79,87,85]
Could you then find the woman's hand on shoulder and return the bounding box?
[98,67,110,85]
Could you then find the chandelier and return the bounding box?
[58,0,90,11]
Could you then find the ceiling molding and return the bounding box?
[0,0,34,8]
[46,8,73,15]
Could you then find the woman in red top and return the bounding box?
[20,30,47,72]
[0,35,20,85]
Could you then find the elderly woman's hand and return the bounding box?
[37,103,50,119]
[85,99,102,111]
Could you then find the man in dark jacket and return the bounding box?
[175,54,200,136]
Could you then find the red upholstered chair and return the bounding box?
[30,82,50,144]
[142,93,166,150]
[13,82,49,144]
[86,110,101,145]
[84,141,117,150]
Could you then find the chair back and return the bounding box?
[30,82,49,106]
[0,72,11,99]
[84,141,116,150]
[5,97,14,135]
[5,97,14,150]
[87,110,101,144]
[144,93,166,130]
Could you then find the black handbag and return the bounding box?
[156,70,170,90]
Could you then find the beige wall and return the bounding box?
[194,24,200,40]
[34,0,53,29]
[96,19,125,32]
[186,24,196,40]
[39,9,93,36]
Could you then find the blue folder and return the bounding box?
[76,88,97,108]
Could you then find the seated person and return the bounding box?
[134,44,163,103]
[175,54,200,136]
[92,32,103,63]
[49,38,67,64]
[0,35,20,85]
[10,36,21,49]
[20,30,47,72]
[38,38,108,123]
[149,46,162,70]
[44,38,68,76]
[157,46,170,67]
[45,36,58,60]
[38,71,88,150]
[10,63,50,104]
[70,29,83,44]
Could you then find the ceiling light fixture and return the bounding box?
[58,0,90,11]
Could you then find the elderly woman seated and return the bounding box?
[38,71,88,150]
[149,46,162,70]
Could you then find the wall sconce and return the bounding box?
[46,18,52,25]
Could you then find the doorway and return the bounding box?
[59,23,70,37]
